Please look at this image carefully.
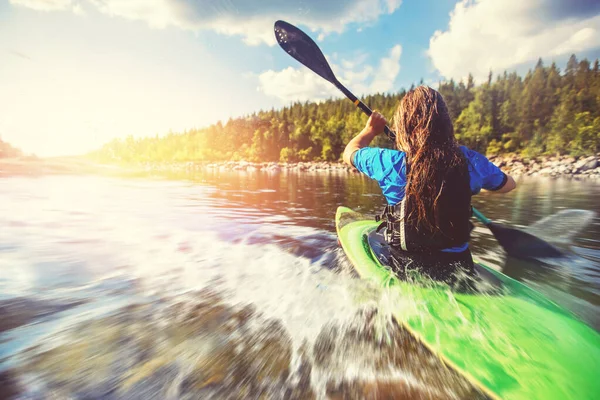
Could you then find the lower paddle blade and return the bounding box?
[525,209,596,244]
[274,20,338,85]
[488,222,564,259]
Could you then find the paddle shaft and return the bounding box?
[334,82,396,141]
[471,207,491,225]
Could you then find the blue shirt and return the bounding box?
[353,146,507,252]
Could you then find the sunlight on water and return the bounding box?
[1,174,599,398]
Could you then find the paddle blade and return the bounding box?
[274,20,338,85]
[487,222,564,259]
[525,209,596,244]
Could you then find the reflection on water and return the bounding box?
[0,171,599,398]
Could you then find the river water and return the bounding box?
[1,170,599,399]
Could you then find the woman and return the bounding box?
[343,86,516,283]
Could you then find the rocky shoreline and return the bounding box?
[3,154,599,179]
[140,154,600,179]
[488,154,600,178]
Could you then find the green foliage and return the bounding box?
[486,140,502,156]
[297,147,314,162]
[89,54,600,163]
[279,147,296,162]
[566,113,600,156]
[455,90,493,152]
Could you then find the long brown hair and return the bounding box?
[393,86,467,231]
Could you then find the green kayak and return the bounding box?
[335,206,600,400]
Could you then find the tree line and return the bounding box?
[90,54,600,164]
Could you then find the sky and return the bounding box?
[1,0,600,156]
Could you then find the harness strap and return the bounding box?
[377,204,403,249]
[398,198,407,250]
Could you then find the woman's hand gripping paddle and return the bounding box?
[274,20,564,260]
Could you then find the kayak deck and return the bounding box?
[335,206,600,400]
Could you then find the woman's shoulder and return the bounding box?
[383,147,405,160]
[356,147,405,163]
[459,146,488,162]
[353,147,406,182]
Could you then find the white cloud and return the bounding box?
[341,52,369,70]
[88,0,174,28]
[258,44,402,103]
[551,27,598,56]
[72,3,85,15]
[10,0,73,11]
[428,0,600,81]
[370,44,402,93]
[385,0,402,13]
[258,67,340,103]
[341,65,374,87]
[12,0,402,46]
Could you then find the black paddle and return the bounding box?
[472,208,564,259]
[274,20,564,260]
[274,20,396,141]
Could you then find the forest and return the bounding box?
[91,55,600,164]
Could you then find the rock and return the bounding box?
[574,157,598,172]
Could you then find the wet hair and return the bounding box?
[393,86,467,231]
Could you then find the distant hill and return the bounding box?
[0,138,22,159]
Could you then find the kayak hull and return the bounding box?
[335,206,600,400]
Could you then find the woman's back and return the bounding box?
[342,86,515,281]
[353,145,506,252]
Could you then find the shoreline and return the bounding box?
[138,154,600,179]
[488,154,600,178]
[2,154,600,179]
